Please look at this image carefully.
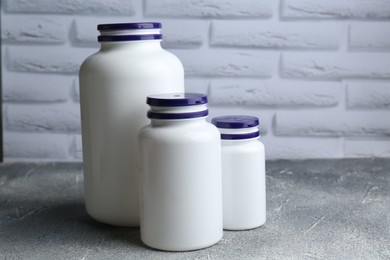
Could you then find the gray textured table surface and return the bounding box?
[0,159,389,260]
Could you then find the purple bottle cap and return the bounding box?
[212,115,260,140]
[97,22,162,42]
[147,93,209,120]
[97,22,161,31]
[147,93,208,107]
[211,115,259,129]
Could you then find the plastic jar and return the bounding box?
[79,22,184,226]
[211,116,266,230]
[138,93,223,251]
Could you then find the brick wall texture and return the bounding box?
[2,0,390,161]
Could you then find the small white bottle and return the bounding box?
[79,22,184,226]
[138,93,223,251]
[211,116,266,230]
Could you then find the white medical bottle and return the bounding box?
[211,116,266,230]
[79,22,184,226]
[138,93,223,251]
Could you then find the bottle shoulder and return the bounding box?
[221,139,264,153]
[79,50,100,74]
[84,46,179,62]
[80,47,183,77]
[139,121,219,143]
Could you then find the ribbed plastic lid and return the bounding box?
[97,22,161,31]
[211,115,259,129]
[146,93,208,107]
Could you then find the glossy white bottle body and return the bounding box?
[221,137,266,230]
[138,102,223,251]
[79,26,184,226]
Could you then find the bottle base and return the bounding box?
[223,220,266,231]
[141,233,223,252]
[86,207,140,227]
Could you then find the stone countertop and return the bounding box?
[0,159,389,259]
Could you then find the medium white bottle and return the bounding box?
[211,116,266,230]
[79,22,184,226]
[138,93,223,251]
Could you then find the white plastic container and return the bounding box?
[79,22,184,226]
[138,93,223,251]
[211,116,266,230]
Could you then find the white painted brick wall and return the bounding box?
[2,16,67,44]
[70,135,83,160]
[3,73,72,103]
[172,50,275,78]
[347,81,390,109]
[4,132,71,160]
[7,46,92,74]
[350,23,390,50]
[282,53,390,79]
[5,104,81,133]
[145,0,273,18]
[345,140,390,158]
[275,111,390,136]
[5,0,136,15]
[211,21,342,49]
[1,0,390,161]
[209,80,341,107]
[282,0,390,19]
[266,137,343,159]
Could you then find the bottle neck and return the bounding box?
[150,104,208,114]
[221,138,260,146]
[99,28,162,50]
[151,117,207,127]
[100,28,161,36]
[100,40,162,51]
[148,104,209,126]
[217,126,260,141]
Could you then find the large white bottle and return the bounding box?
[79,22,184,226]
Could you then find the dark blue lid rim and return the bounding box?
[148,110,209,120]
[98,34,162,42]
[211,116,259,129]
[221,131,260,140]
[147,93,208,107]
[98,22,161,31]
